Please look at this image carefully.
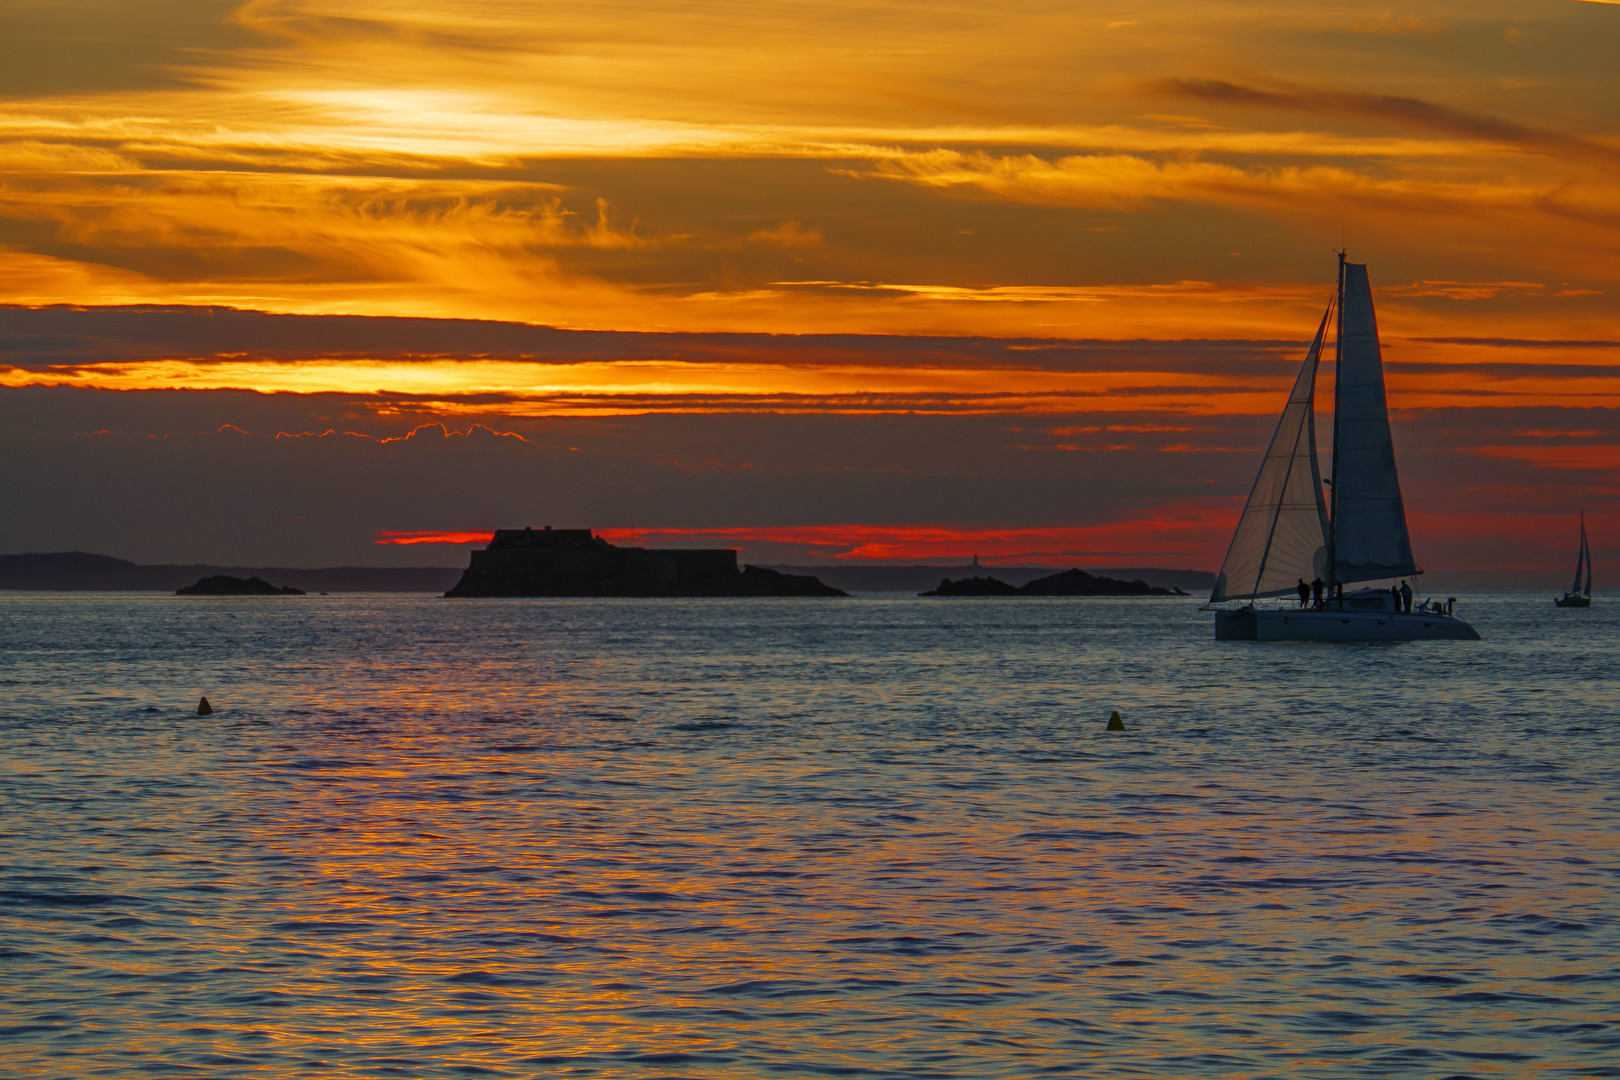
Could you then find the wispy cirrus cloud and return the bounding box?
[1145,77,1620,164]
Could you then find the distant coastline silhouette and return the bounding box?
[0,552,459,593]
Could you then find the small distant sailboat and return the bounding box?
[1207,254,1480,641]
[1555,513,1593,608]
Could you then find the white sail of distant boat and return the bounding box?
[1576,516,1589,594]
[1556,512,1593,607]
[1208,254,1479,641]
[1585,520,1593,595]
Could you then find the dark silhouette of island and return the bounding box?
[923,567,1186,597]
[446,527,846,597]
[0,552,462,592]
[924,575,1020,596]
[177,575,305,596]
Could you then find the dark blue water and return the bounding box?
[2,593,1616,1078]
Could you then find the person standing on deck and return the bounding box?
[1311,578,1324,610]
[1400,580,1413,613]
[1297,579,1310,608]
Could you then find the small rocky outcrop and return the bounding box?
[921,575,1020,596]
[733,566,847,596]
[1017,568,1180,596]
[922,567,1184,597]
[176,575,305,596]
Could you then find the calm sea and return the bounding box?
[2,593,1616,1079]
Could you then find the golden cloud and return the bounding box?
[0,0,1614,342]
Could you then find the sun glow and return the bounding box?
[7,349,1620,416]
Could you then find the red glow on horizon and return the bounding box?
[369,512,1236,563]
[594,511,1234,564]
[376,530,494,546]
[370,504,1617,572]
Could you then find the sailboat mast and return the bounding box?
[1327,251,1346,589]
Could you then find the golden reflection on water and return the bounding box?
[226,719,1610,1073]
[1,594,1615,1077]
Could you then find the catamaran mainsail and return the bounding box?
[1208,255,1480,641]
[1555,512,1593,608]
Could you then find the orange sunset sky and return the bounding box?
[2,0,1617,581]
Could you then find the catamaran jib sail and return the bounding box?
[1331,263,1419,586]
[1210,307,1333,602]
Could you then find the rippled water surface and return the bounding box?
[3,593,1617,1079]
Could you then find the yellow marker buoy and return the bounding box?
[1106,710,1124,731]
[197,697,213,715]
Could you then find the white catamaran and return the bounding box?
[1555,512,1593,608]
[1208,255,1480,641]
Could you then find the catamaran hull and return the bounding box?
[1214,610,1257,640]
[1216,609,1480,641]
[1554,595,1591,608]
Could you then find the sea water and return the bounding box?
[2,593,1616,1079]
